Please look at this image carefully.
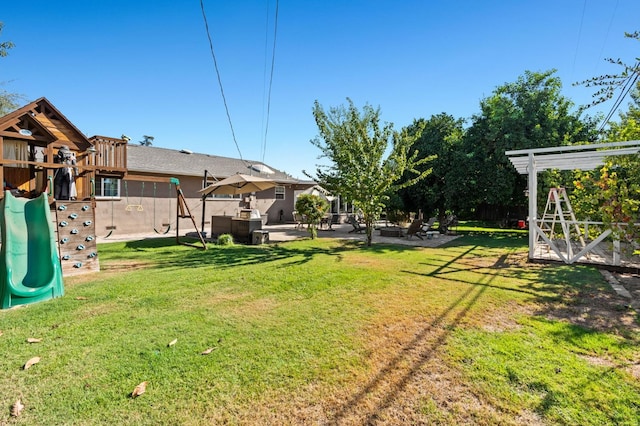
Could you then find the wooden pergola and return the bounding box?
[506,141,640,266]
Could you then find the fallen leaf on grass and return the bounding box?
[26,338,42,343]
[23,356,41,370]
[75,296,88,300]
[10,399,24,417]
[167,338,177,347]
[201,347,217,355]
[131,381,147,398]
[0,330,3,337]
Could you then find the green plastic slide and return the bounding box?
[0,191,64,309]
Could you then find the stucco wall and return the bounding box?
[93,176,299,237]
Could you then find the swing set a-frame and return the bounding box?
[99,176,206,249]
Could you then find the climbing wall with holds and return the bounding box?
[55,201,100,276]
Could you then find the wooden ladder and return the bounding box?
[539,188,586,256]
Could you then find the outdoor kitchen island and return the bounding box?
[210,209,264,244]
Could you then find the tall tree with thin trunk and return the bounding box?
[309,98,433,246]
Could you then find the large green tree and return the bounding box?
[571,83,640,247]
[570,31,640,247]
[399,113,465,223]
[310,98,432,246]
[606,83,640,141]
[572,156,639,247]
[460,70,598,220]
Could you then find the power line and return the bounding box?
[598,62,640,133]
[260,1,271,162]
[199,0,245,162]
[571,0,587,77]
[594,0,619,76]
[261,0,279,164]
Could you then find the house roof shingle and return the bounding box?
[126,145,300,183]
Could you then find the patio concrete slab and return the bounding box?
[97,223,461,248]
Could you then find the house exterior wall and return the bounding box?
[93,176,301,237]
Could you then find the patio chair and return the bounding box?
[440,214,458,234]
[293,211,304,230]
[347,216,367,233]
[405,219,424,240]
[420,217,437,234]
[319,213,333,230]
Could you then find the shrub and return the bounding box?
[295,194,329,239]
[216,233,234,246]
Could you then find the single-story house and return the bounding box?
[0,97,317,241]
[94,141,318,236]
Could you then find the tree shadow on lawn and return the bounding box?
[446,230,529,249]
[327,234,638,422]
[329,257,494,423]
[114,235,637,335]
[109,236,447,272]
[112,238,371,271]
[408,235,639,335]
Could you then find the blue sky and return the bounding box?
[2,1,639,179]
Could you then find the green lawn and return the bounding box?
[0,229,638,424]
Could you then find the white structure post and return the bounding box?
[528,153,537,260]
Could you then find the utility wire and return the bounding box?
[594,0,619,75]
[260,1,271,161]
[261,0,279,164]
[571,0,587,77]
[200,0,245,162]
[598,62,640,133]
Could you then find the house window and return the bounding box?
[275,185,285,200]
[95,177,120,198]
[202,181,242,199]
[210,193,241,200]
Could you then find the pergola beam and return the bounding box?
[507,143,640,174]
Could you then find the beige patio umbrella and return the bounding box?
[198,173,276,196]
